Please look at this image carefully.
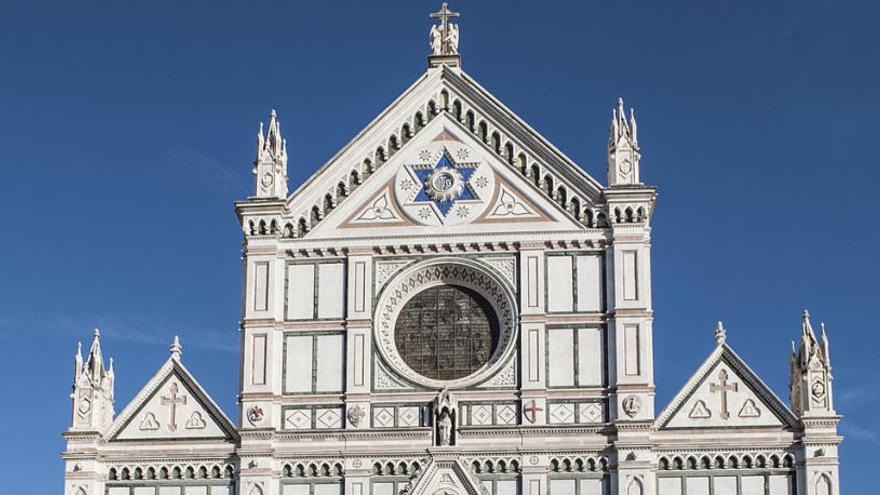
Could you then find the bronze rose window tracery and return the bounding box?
[393,284,499,381]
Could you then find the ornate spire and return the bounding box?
[428,3,461,68]
[252,109,289,199]
[69,329,115,431]
[714,321,727,345]
[791,310,835,417]
[170,335,182,360]
[607,97,641,187]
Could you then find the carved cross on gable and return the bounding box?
[160,382,188,431]
[709,369,738,420]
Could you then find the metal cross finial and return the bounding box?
[431,3,460,37]
[431,2,460,54]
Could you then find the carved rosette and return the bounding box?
[374,258,518,389]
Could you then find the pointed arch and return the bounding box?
[427,100,438,118]
[375,146,386,165]
[626,477,643,495]
[570,197,581,221]
[530,164,541,186]
[556,186,567,207]
[401,123,412,143]
[517,153,527,174]
[349,170,360,189]
[452,99,462,121]
[439,90,450,111]
[816,474,832,495]
[388,135,399,153]
[504,142,514,164]
[491,131,501,153]
[310,206,321,226]
[466,110,475,132]
[337,181,347,199]
[544,175,554,197]
[323,193,334,214]
[415,111,425,131]
[297,217,307,237]
[479,121,488,142]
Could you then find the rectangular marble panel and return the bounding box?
[314,482,342,495]
[315,334,344,392]
[285,335,314,392]
[318,262,345,319]
[314,407,343,429]
[530,479,541,495]
[685,477,709,495]
[134,488,155,495]
[497,480,518,495]
[527,328,540,382]
[547,256,573,312]
[353,261,366,312]
[577,327,603,386]
[398,406,421,427]
[527,256,539,307]
[284,485,311,495]
[160,488,182,495]
[548,403,576,424]
[287,264,316,319]
[714,477,737,495]
[742,476,765,495]
[373,483,394,495]
[353,333,365,387]
[108,488,128,495]
[210,487,231,495]
[547,328,575,386]
[253,261,270,311]
[549,479,575,495]
[251,334,267,386]
[579,479,602,495]
[769,475,792,495]
[622,250,638,301]
[576,255,602,311]
[624,324,640,376]
[658,478,681,495]
[284,408,312,430]
[185,488,208,495]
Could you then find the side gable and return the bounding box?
[106,357,237,442]
[656,342,797,430]
[277,66,609,240]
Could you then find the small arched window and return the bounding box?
[479,121,488,143]
[491,132,501,153]
[453,100,462,121]
[466,111,475,132]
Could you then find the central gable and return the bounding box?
[280,66,606,242]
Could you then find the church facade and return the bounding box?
[62,6,842,495]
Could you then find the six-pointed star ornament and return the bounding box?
[407,149,480,218]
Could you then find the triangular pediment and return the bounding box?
[656,343,797,430]
[406,456,490,495]
[281,66,606,242]
[106,357,237,442]
[303,115,587,239]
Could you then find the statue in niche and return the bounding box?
[434,387,457,446]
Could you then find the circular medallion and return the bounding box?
[261,173,274,187]
[374,258,517,389]
[394,139,495,226]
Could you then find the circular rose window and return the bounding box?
[394,285,499,381]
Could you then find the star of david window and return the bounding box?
[394,285,500,381]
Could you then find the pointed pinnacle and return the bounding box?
[93,328,100,337]
[270,108,277,118]
[170,335,182,359]
[76,341,82,357]
[714,321,726,345]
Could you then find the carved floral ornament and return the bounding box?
[374,258,518,389]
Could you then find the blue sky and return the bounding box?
[0,0,877,491]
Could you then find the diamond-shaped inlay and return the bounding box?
[285,409,311,430]
[373,407,395,428]
[579,403,603,424]
[549,403,575,424]
[315,408,342,429]
[496,404,518,425]
[471,405,492,426]
[398,406,420,427]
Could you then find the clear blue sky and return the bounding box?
[0,0,876,491]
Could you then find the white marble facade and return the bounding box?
[63,6,841,495]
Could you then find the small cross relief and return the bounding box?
[709,369,738,420]
[160,382,188,432]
